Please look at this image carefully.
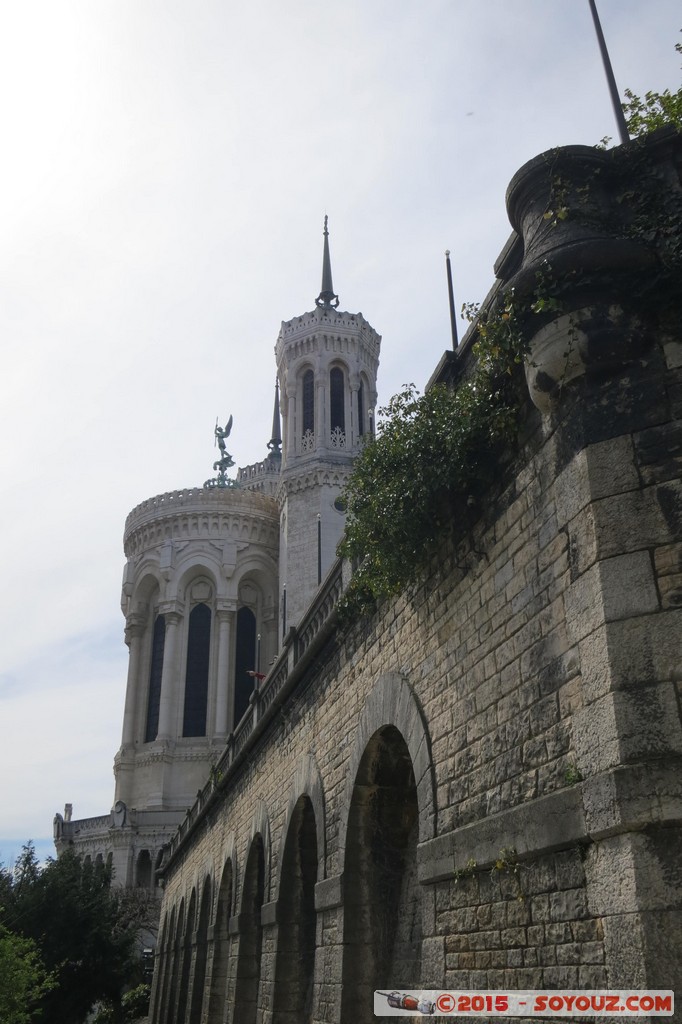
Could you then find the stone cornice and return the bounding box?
[124,488,279,558]
[275,308,381,370]
[276,464,352,502]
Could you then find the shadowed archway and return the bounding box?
[272,795,318,1023]
[207,858,233,1023]
[340,725,421,1024]
[234,835,265,1024]
[188,875,211,1023]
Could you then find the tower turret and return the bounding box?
[276,218,381,630]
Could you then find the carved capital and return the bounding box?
[159,604,183,626]
[124,613,146,644]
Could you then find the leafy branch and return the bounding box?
[621,36,682,138]
[337,289,533,609]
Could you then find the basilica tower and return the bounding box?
[276,219,381,630]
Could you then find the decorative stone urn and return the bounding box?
[503,139,678,411]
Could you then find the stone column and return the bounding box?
[349,378,360,450]
[120,613,146,747]
[156,609,183,741]
[315,377,325,454]
[214,607,235,739]
[286,385,296,462]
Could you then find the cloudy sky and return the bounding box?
[1,0,679,866]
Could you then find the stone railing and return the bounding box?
[237,459,281,483]
[55,813,112,841]
[164,558,346,866]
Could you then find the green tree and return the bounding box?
[0,922,54,1024]
[0,844,151,1024]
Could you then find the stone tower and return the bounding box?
[276,218,381,630]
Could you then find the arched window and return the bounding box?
[234,607,257,726]
[144,614,166,742]
[358,380,365,436]
[136,849,152,890]
[330,367,345,433]
[302,370,314,434]
[183,603,211,737]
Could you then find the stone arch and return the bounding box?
[243,799,271,902]
[234,834,266,1024]
[174,560,220,601]
[272,794,319,1024]
[207,850,235,1024]
[274,753,326,897]
[136,849,152,890]
[188,874,212,1024]
[340,724,423,1024]
[166,899,184,1024]
[128,568,163,616]
[154,903,176,1024]
[338,671,436,859]
[176,888,196,1024]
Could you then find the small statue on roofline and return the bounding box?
[204,415,240,489]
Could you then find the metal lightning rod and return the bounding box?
[587,0,629,145]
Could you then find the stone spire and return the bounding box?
[267,378,282,459]
[315,215,339,309]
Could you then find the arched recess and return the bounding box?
[234,605,257,726]
[188,875,212,1024]
[136,849,152,890]
[165,900,184,1024]
[155,904,175,1024]
[176,889,197,1024]
[233,836,265,1024]
[272,795,318,1024]
[340,725,422,1024]
[206,854,234,1024]
[337,672,436,859]
[329,364,346,439]
[144,613,166,742]
[337,673,435,1024]
[183,603,212,737]
[275,754,326,895]
[301,366,315,438]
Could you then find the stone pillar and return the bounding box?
[120,613,146,747]
[315,377,325,454]
[157,609,182,741]
[349,378,360,450]
[214,607,234,739]
[286,385,296,462]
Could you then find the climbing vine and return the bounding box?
[622,36,682,138]
[337,55,682,618]
[337,289,531,610]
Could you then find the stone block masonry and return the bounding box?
[149,134,682,1024]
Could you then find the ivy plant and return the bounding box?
[338,294,528,608]
[622,37,682,138]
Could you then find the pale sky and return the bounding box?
[1,0,679,866]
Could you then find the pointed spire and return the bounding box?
[267,378,282,459]
[315,215,339,309]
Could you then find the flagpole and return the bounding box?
[587,0,629,145]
